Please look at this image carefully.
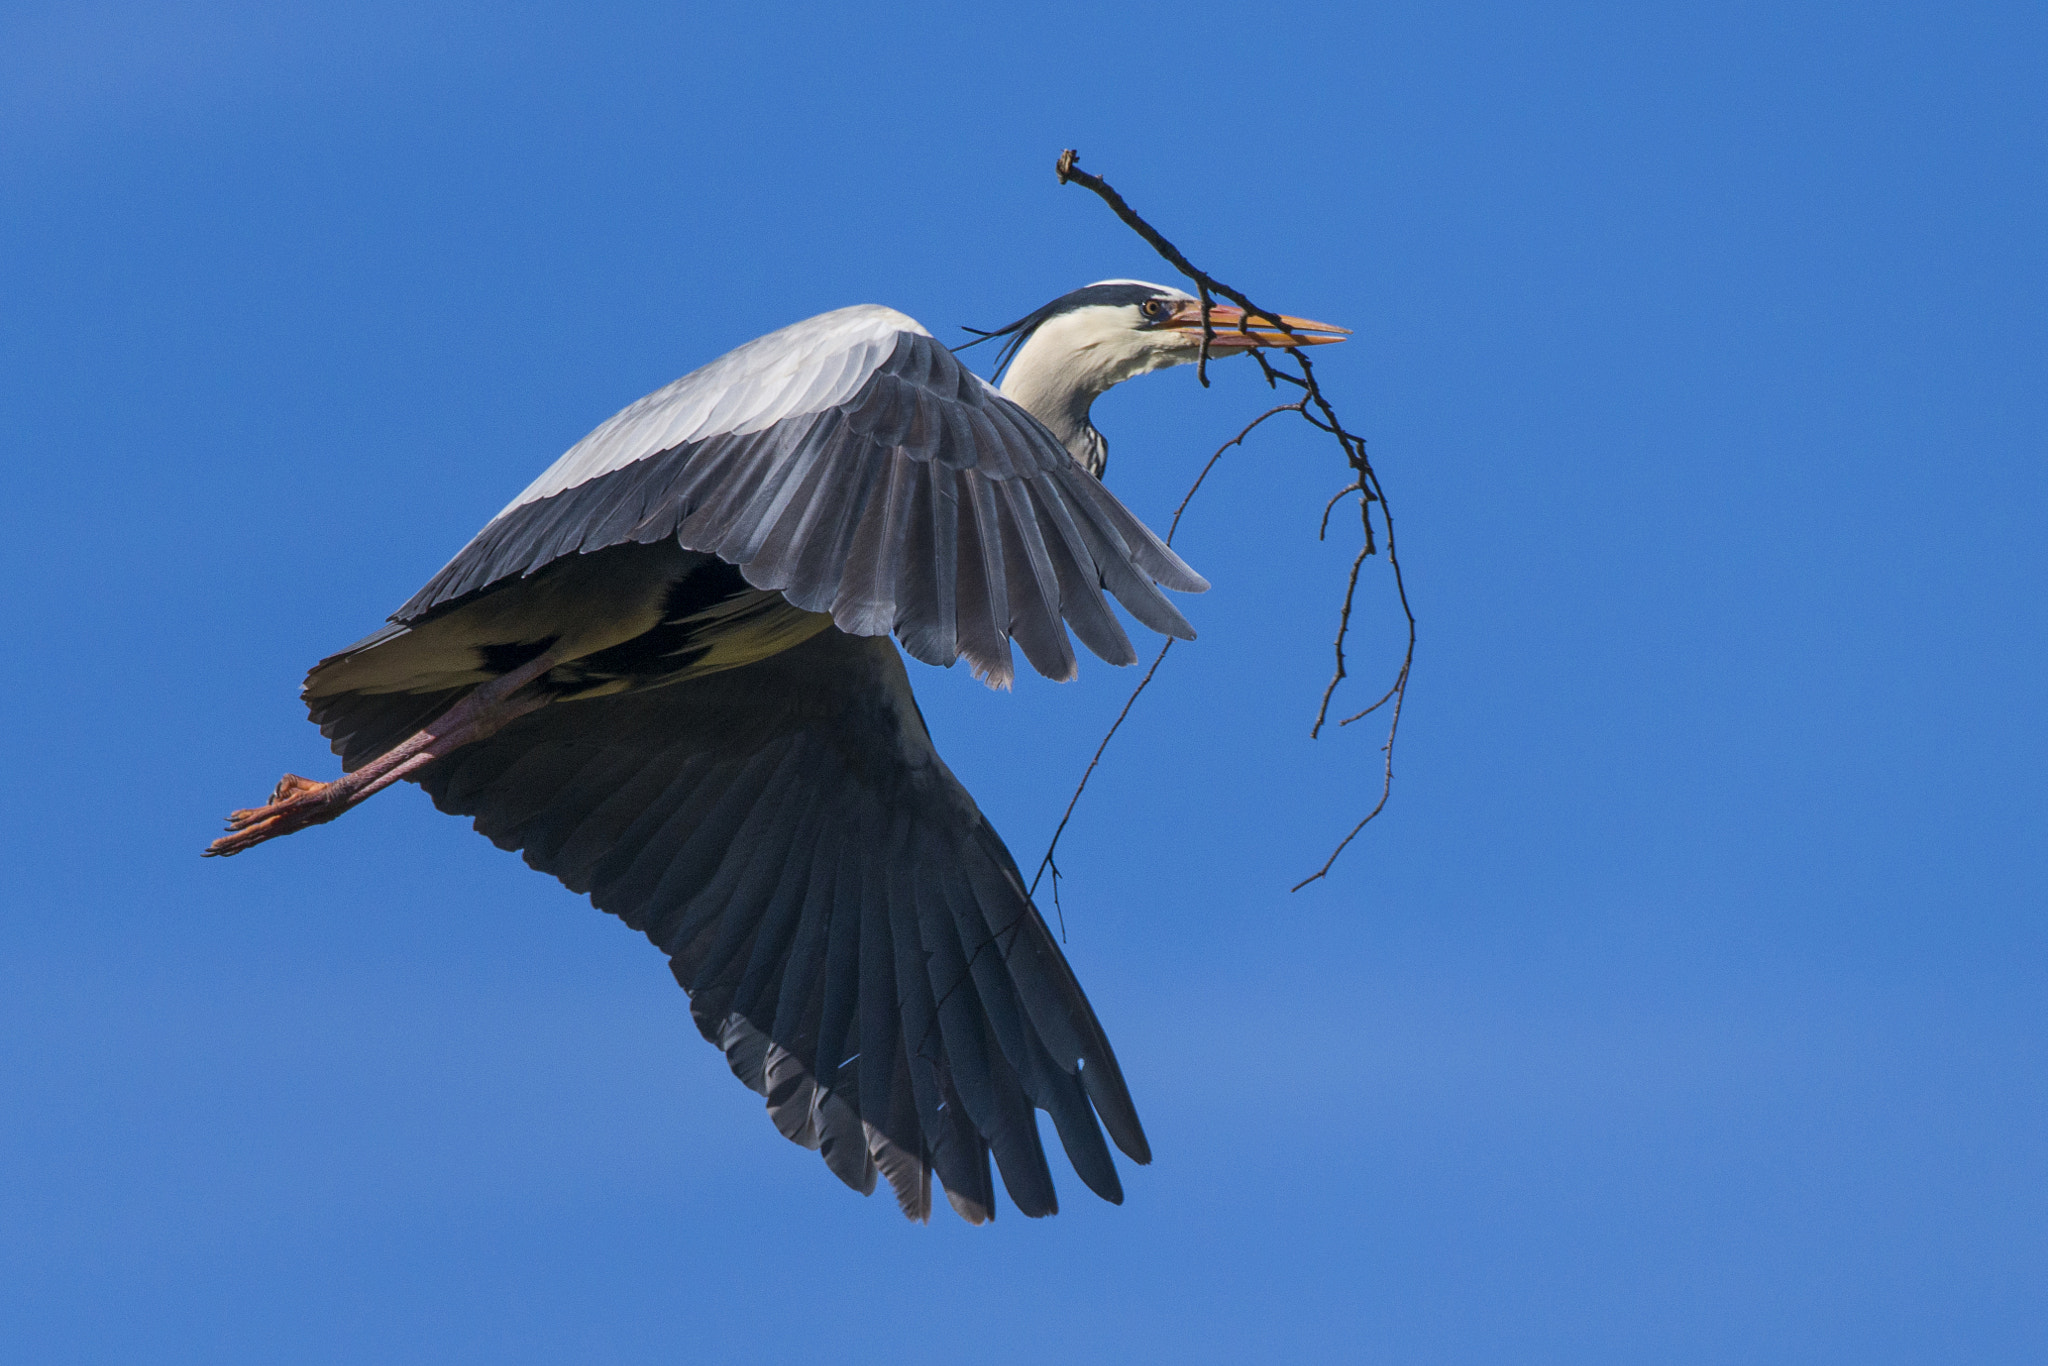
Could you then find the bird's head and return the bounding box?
[974,280,1347,477]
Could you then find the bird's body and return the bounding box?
[210,282,1343,1222]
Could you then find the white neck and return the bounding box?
[997,307,1187,479]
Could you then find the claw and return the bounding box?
[268,773,329,805]
[205,773,344,857]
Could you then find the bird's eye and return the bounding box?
[1139,299,1168,322]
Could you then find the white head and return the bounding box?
[978,280,1346,477]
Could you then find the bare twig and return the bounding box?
[1049,148,1418,891]
[1027,398,1314,923]
[1319,481,1363,541]
[1170,402,1303,541]
[1056,149,1320,348]
[1309,543,1373,740]
[1027,638,1175,906]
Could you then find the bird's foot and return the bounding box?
[203,658,561,860]
[204,773,347,857]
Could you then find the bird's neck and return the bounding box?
[1000,315,1169,480]
[1000,357,1109,478]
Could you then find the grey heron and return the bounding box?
[208,280,1346,1222]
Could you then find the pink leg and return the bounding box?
[205,651,560,858]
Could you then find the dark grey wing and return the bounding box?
[396,308,1206,688]
[410,626,1149,1222]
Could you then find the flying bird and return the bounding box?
[208,280,1346,1222]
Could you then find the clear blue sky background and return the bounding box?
[2,2,2042,1361]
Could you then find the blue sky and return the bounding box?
[2,2,2042,1361]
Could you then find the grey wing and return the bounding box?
[397,307,1206,688]
[411,626,1150,1222]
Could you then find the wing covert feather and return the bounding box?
[396,323,1204,687]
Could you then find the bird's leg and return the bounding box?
[205,650,562,858]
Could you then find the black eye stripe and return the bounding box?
[967,283,1187,376]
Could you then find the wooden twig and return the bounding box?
[1170,403,1304,541]
[1027,399,1313,926]
[1027,638,1174,911]
[1049,148,1417,891]
[1319,481,1364,541]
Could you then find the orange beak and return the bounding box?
[1165,300,1349,351]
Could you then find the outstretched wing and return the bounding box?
[411,625,1150,1222]
[396,305,1207,687]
